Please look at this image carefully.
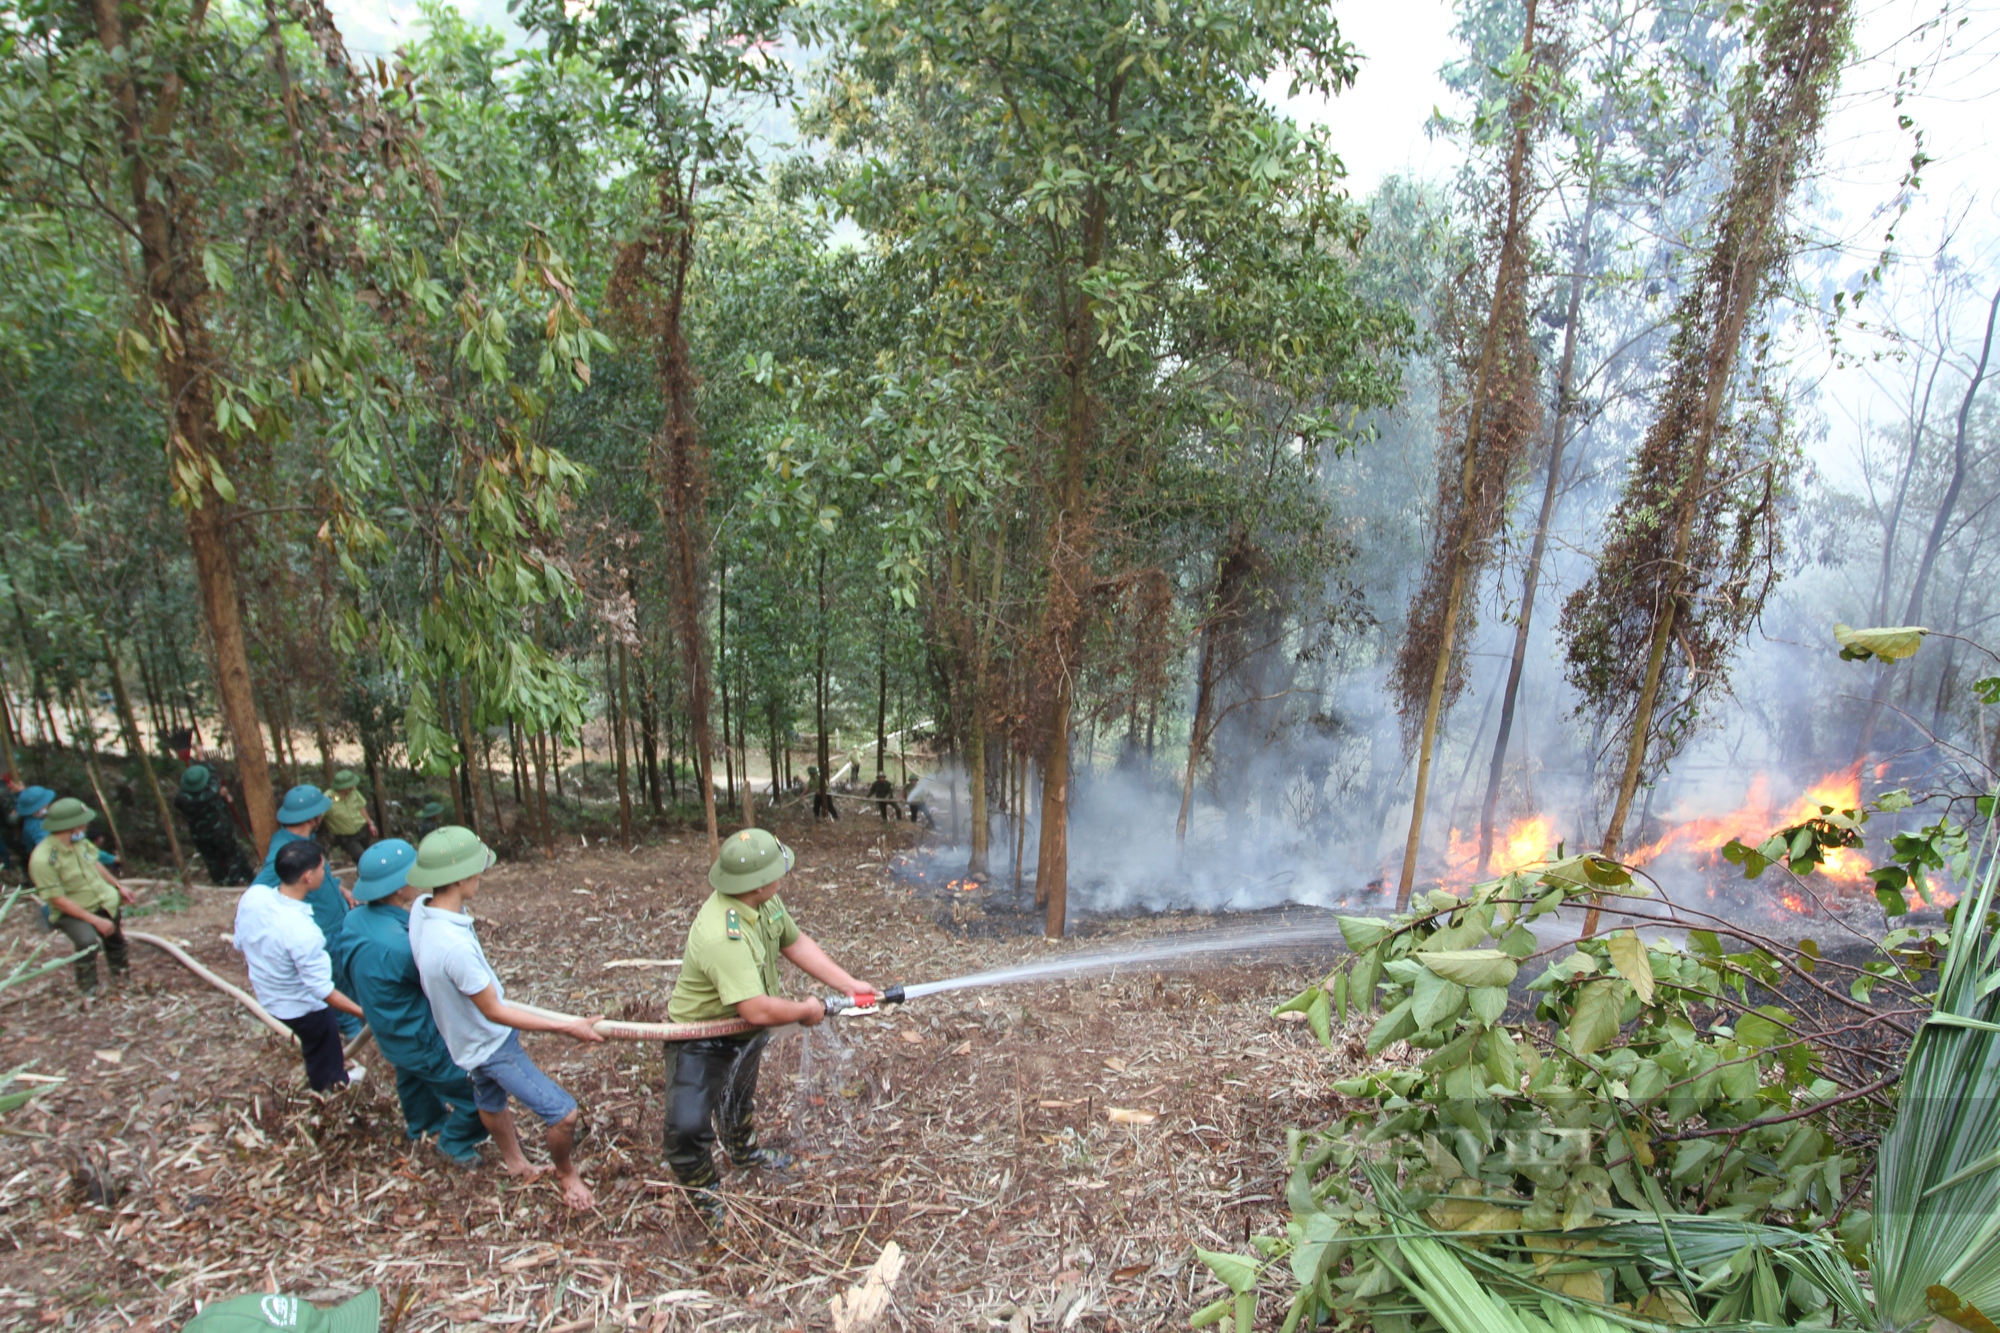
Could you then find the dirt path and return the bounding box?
[0,818,1357,1332]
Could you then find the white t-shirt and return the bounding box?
[408,896,511,1070]
[233,883,332,1020]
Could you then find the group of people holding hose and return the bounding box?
[26,771,874,1226]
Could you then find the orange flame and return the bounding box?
[1446,814,1558,883]
[1629,765,1871,888]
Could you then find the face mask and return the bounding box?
[69,830,88,843]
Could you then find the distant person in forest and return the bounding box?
[253,785,358,1037]
[329,839,488,1168]
[414,801,445,839]
[27,797,135,997]
[869,771,899,821]
[807,767,838,821]
[905,777,934,829]
[0,775,25,872]
[15,785,56,853]
[234,839,366,1093]
[174,765,253,885]
[661,827,874,1228]
[408,827,603,1209]
[321,769,376,865]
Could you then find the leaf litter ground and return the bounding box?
[0,816,1362,1332]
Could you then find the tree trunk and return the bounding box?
[1854,284,2000,763]
[737,663,754,827]
[456,677,481,837]
[815,551,832,820]
[1397,0,1543,910]
[102,633,185,876]
[1478,181,1600,875]
[647,178,719,858]
[314,710,335,786]
[364,740,388,837]
[69,682,126,864]
[615,641,634,843]
[1396,558,1470,908]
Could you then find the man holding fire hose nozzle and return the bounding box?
[663,827,875,1227]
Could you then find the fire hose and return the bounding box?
[127,929,906,1048]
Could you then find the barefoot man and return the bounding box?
[662,827,875,1226]
[408,826,604,1209]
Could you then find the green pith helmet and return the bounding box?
[331,769,360,791]
[181,764,212,795]
[709,827,794,895]
[41,797,96,834]
[183,1291,379,1333]
[418,801,445,819]
[406,825,495,891]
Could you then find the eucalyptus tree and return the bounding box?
[515,0,795,857]
[1390,0,1562,908]
[0,0,424,844]
[820,0,1405,934]
[1562,0,1854,933]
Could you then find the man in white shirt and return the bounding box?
[234,840,366,1091]
[407,827,603,1209]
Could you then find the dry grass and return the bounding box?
[0,816,1363,1332]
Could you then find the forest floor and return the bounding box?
[0,815,1361,1333]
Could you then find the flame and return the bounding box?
[1629,764,1871,888]
[1445,814,1558,883]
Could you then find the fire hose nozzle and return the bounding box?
[823,985,908,1017]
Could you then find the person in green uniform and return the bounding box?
[662,827,873,1225]
[322,769,376,865]
[414,801,445,839]
[174,765,254,885]
[328,839,489,1166]
[27,798,136,995]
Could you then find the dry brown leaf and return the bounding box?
[1106,1107,1157,1125]
[1103,1057,1128,1072]
[897,1029,926,1045]
[950,1040,972,1056]
[1037,1099,1077,1109]
[93,1049,123,1064]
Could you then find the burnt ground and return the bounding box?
[0,815,1367,1333]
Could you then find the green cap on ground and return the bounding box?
[182,1291,379,1333]
[41,797,96,834]
[406,825,495,891]
[708,827,794,895]
[180,764,212,795]
[331,769,360,791]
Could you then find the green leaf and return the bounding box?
[1337,915,1389,953]
[1834,622,1928,661]
[1605,931,1655,1004]
[1414,949,1519,988]
[1194,1248,1259,1295]
[1411,969,1468,1029]
[1565,979,1626,1056]
[1734,1006,1792,1049]
[1467,986,1508,1025]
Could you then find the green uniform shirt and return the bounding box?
[28,836,119,916]
[323,789,370,837]
[668,890,801,1023]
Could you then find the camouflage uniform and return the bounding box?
[174,766,253,886]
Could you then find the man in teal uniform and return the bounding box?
[663,827,872,1225]
[328,840,489,1166]
[15,786,55,853]
[254,784,358,1036]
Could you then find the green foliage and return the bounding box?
[1250,844,1893,1329]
